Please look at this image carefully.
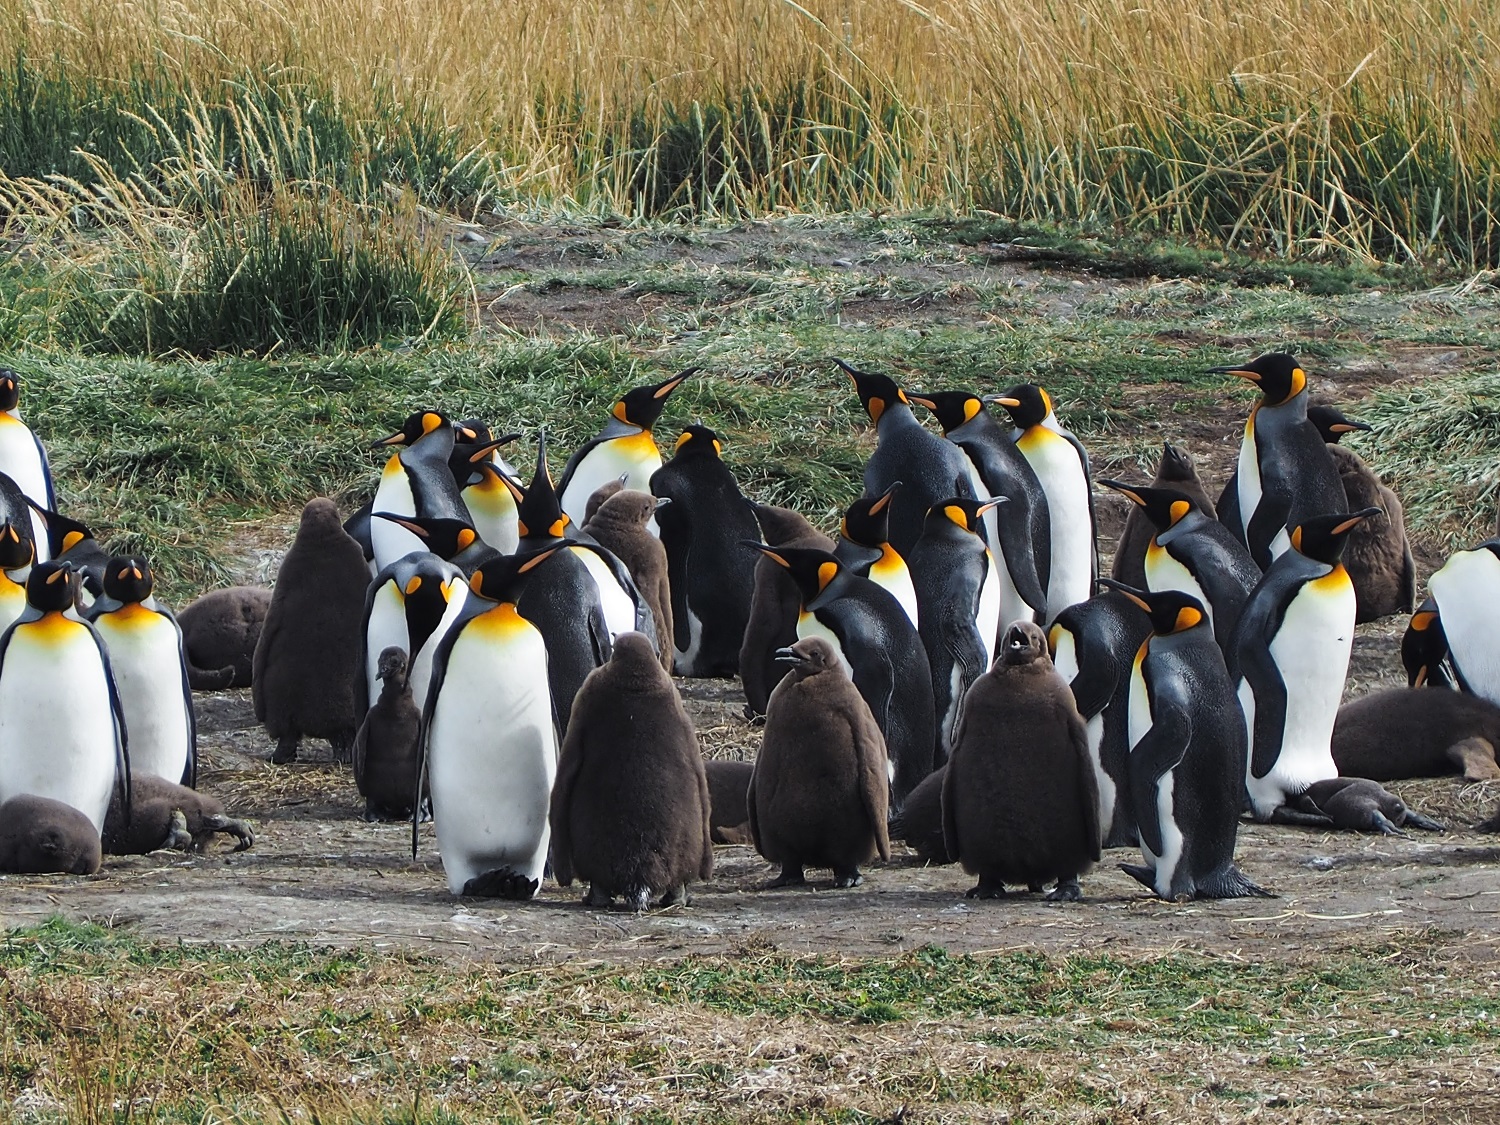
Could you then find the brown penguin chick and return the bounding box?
[252,498,371,764]
[177,585,272,689]
[352,646,424,821]
[739,503,836,719]
[584,489,674,672]
[704,759,754,845]
[1332,688,1500,782]
[942,621,1100,900]
[0,795,101,875]
[1110,443,1215,588]
[1329,444,1415,622]
[889,764,953,864]
[584,477,626,525]
[1292,777,1444,835]
[550,632,713,910]
[103,775,254,855]
[748,636,891,888]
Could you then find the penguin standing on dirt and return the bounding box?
[739,503,835,719]
[908,389,1050,623]
[550,632,714,909]
[0,371,55,560]
[1100,480,1261,650]
[1425,537,1500,706]
[649,425,759,676]
[989,384,1096,622]
[942,621,1099,900]
[1110,443,1215,589]
[1105,582,1268,901]
[749,636,891,888]
[352,646,424,821]
[1307,405,1415,622]
[748,543,935,807]
[1215,353,1346,569]
[557,369,694,529]
[1230,508,1380,821]
[838,359,973,558]
[833,484,919,630]
[175,586,271,690]
[368,411,471,573]
[86,556,195,787]
[418,547,563,899]
[1401,598,1455,688]
[906,497,1004,766]
[253,498,370,764]
[1048,589,1154,849]
[584,488,674,673]
[0,562,128,835]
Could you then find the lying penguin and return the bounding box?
[1280,777,1444,836]
[103,776,255,855]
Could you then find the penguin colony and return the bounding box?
[0,351,1494,903]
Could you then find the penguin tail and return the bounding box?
[187,662,237,691]
[1197,865,1276,900]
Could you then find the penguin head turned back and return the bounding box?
[925,496,1004,536]
[0,369,19,413]
[987,384,1052,429]
[1211,353,1308,407]
[28,504,93,559]
[372,513,480,561]
[0,521,33,570]
[370,409,449,449]
[745,543,848,608]
[999,620,1050,668]
[835,358,909,424]
[1101,480,1199,534]
[468,544,563,605]
[1289,507,1382,565]
[25,561,77,613]
[450,428,520,477]
[512,432,571,541]
[1100,579,1208,638]
[905,390,985,434]
[612,369,695,431]
[1306,405,1373,445]
[102,556,153,604]
[842,482,900,546]
[671,424,723,459]
[774,635,841,681]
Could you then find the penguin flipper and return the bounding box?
[172,614,198,789]
[1217,472,1242,543]
[1235,619,1292,782]
[1127,705,1192,861]
[994,500,1049,612]
[1244,489,1292,570]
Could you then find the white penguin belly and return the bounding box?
[1431,549,1500,706]
[1084,711,1113,837]
[672,605,704,674]
[796,611,854,680]
[571,547,637,638]
[370,460,422,572]
[1018,430,1092,622]
[559,439,662,530]
[462,481,519,555]
[1145,545,1213,629]
[976,550,1002,669]
[364,581,409,710]
[0,416,51,561]
[1235,418,1261,544]
[94,610,190,783]
[1050,627,1079,685]
[869,548,919,631]
[426,617,557,896]
[941,662,965,753]
[0,619,117,832]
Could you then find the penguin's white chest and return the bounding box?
[1145,543,1212,627]
[868,547,919,631]
[975,549,1002,668]
[0,416,51,560]
[1431,549,1500,706]
[1017,428,1091,620]
[94,607,191,783]
[1235,416,1261,541]
[462,476,519,555]
[559,434,662,528]
[570,546,637,637]
[796,611,854,679]
[426,610,557,895]
[370,457,421,571]
[0,617,117,832]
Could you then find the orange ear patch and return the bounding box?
[817,561,838,590]
[1169,500,1190,523]
[1174,606,1203,632]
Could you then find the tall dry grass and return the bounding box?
[1,0,1497,261]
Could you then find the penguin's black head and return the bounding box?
[906,390,986,434]
[450,429,520,481]
[1212,353,1307,407]
[836,359,909,424]
[26,561,77,613]
[774,636,841,679]
[927,496,1004,535]
[511,432,571,541]
[1000,620,1050,667]
[1290,507,1382,565]
[1101,480,1200,533]
[102,556,153,604]
[376,645,409,685]
[373,513,482,561]
[671,424,723,458]
[841,482,900,546]
[1306,404,1372,445]
[613,369,694,431]
[27,503,93,559]
[1157,442,1197,482]
[1100,579,1208,637]
[744,542,845,606]
[0,369,19,413]
[0,520,34,571]
[1401,598,1446,687]
[985,384,1052,429]
[370,409,448,450]
[468,545,562,604]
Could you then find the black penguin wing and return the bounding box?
[88,622,132,820]
[1063,630,1121,721]
[31,429,55,510]
[1129,694,1192,861]
[1231,577,1301,780]
[1217,471,1243,542]
[996,498,1050,611]
[1067,702,1102,861]
[652,482,695,651]
[351,712,370,790]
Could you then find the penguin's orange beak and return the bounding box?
[1210,365,1261,383]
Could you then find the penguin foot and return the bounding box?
[462,867,540,900]
[583,885,614,908]
[741,705,766,725]
[1045,878,1082,903]
[965,877,1007,900]
[762,865,806,889]
[1367,810,1406,837]
[623,887,652,913]
[1401,809,1445,833]
[831,869,863,889]
[657,884,689,908]
[270,736,299,765]
[1102,827,1140,850]
[164,810,195,851]
[328,734,354,765]
[200,815,255,852]
[1477,807,1500,833]
[1265,805,1336,828]
[363,802,413,823]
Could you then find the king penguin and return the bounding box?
[1105,582,1268,900]
[358,548,471,720]
[86,556,195,787]
[833,484,919,630]
[557,369,694,529]
[0,514,35,636]
[1110,443,1215,590]
[0,370,55,561]
[739,504,835,719]
[1426,536,1500,707]
[417,546,563,899]
[1214,353,1346,569]
[837,359,973,558]
[1230,508,1380,820]
[31,506,110,608]
[451,426,523,556]
[368,411,471,573]
[988,384,1096,622]
[1401,597,1455,689]
[0,562,128,835]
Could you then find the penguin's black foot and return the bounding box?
[164,810,195,851]
[1478,807,1500,833]
[657,884,689,908]
[1367,810,1406,836]
[583,885,614,909]
[270,736,299,765]
[328,734,354,765]
[199,814,255,852]
[965,877,1007,900]
[762,865,806,889]
[831,869,863,889]
[462,867,539,900]
[1045,877,1083,902]
[1265,805,1336,828]
[363,801,412,823]
[1402,809,1445,833]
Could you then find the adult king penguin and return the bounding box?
[833,484,919,630]
[1230,508,1380,821]
[1215,353,1346,569]
[1110,443,1215,589]
[1426,536,1500,707]
[836,359,973,558]
[557,369,694,529]
[0,370,54,560]
[358,549,471,720]
[739,504,835,719]
[368,411,471,574]
[989,384,1096,622]
[0,514,35,636]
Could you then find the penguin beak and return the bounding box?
[1334,506,1384,533]
[1332,421,1374,434]
[1210,365,1261,383]
[773,646,800,664]
[1099,479,1145,506]
[373,512,428,537]
[370,431,407,449]
[906,394,936,410]
[469,433,522,462]
[977,498,1007,516]
[982,395,1022,409]
[1098,577,1152,615]
[654,497,672,511]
